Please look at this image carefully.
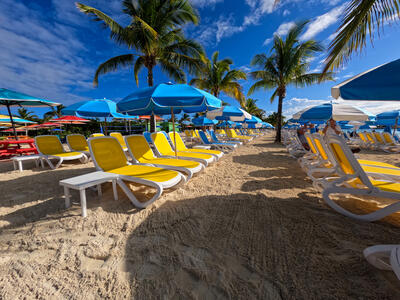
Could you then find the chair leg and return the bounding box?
[116,178,163,208]
[64,186,71,208]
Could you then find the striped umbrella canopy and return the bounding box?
[192,116,217,126]
[0,88,59,139]
[206,105,252,122]
[0,114,35,124]
[332,58,400,101]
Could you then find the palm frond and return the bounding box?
[94,54,136,87]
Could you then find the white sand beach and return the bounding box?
[0,134,399,298]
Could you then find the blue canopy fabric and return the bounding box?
[243,116,262,124]
[62,99,138,119]
[0,116,35,123]
[117,83,222,115]
[0,88,60,107]
[376,110,400,125]
[217,120,236,127]
[262,122,274,129]
[332,59,400,101]
[192,116,217,126]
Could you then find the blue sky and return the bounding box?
[1,0,400,119]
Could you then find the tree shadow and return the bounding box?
[233,152,294,169]
[124,193,400,299]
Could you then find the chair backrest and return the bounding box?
[125,135,156,163]
[184,130,191,137]
[209,130,219,142]
[110,132,127,147]
[161,131,172,142]
[168,131,188,151]
[358,132,368,143]
[383,132,395,145]
[35,135,65,155]
[304,133,318,155]
[151,132,174,155]
[67,134,88,151]
[325,135,373,189]
[365,132,376,143]
[311,133,330,161]
[227,129,237,138]
[373,132,385,144]
[143,131,153,144]
[91,133,105,137]
[88,136,127,171]
[198,130,211,145]
[194,130,200,137]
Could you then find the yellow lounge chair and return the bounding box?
[151,132,214,166]
[308,133,400,185]
[66,134,91,157]
[125,135,204,179]
[88,136,185,208]
[227,129,253,142]
[320,134,400,221]
[168,131,224,160]
[110,132,128,151]
[35,135,87,169]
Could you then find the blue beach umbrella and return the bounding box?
[0,115,35,123]
[117,83,222,156]
[376,110,400,126]
[117,83,221,115]
[217,121,236,128]
[206,105,252,122]
[332,58,400,101]
[0,88,59,139]
[62,99,137,134]
[292,102,373,121]
[192,116,217,126]
[262,122,274,129]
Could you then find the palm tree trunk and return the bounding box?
[147,67,157,133]
[275,95,284,143]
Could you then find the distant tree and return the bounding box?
[190,51,247,106]
[264,112,285,127]
[248,21,333,142]
[16,108,38,121]
[43,105,66,119]
[242,98,265,119]
[77,0,204,132]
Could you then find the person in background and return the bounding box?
[308,123,317,134]
[322,118,342,136]
[297,124,310,150]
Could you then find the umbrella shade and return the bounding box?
[217,121,236,127]
[0,114,35,123]
[0,88,60,107]
[117,83,222,115]
[262,122,274,128]
[332,59,400,101]
[62,99,137,119]
[192,116,217,126]
[207,105,251,122]
[292,102,373,121]
[139,115,163,121]
[243,115,262,124]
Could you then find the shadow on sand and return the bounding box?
[124,193,400,299]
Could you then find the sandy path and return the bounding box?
[0,134,399,299]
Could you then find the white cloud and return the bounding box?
[301,4,346,40]
[283,9,291,16]
[243,0,277,26]
[263,21,296,45]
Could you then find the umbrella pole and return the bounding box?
[6,103,18,141]
[171,108,177,156]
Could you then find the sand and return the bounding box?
[0,134,400,299]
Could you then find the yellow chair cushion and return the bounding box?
[169,132,222,156]
[370,180,400,193]
[90,137,127,171]
[140,157,200,169]
[110,132,127,148]
[109,165,179,183]
[50,152,83,158]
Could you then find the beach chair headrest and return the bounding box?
[110,132,127,147]
[151,132,173,155]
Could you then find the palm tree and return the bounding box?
[16,108,38,121]
[323,0,400,74]
[189,51,247,106]
[264,112,285,127]
[43,105,66,120]
[242,98,265,119]
[77,0,204,131]
[248,21,333,142]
